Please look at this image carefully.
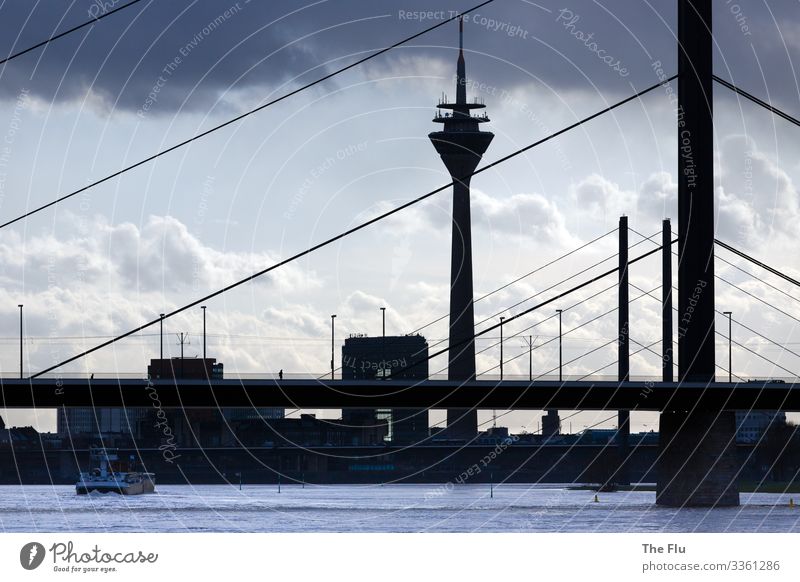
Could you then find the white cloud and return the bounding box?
[471,189,578,247]
[0,212,321,295]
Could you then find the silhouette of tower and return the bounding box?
[429,18,493,440]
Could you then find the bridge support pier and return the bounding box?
[657,409,739,506]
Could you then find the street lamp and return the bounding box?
[159,314,165,359]
[499,316,505,380]
[201,306,207,360]
[380,307,387,378]
[723,311,732,382]
[330,314,337,380]
[159,313,165,379]
[18,304,23,379]
[556,309,563,381]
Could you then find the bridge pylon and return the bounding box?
[656,0,740,507]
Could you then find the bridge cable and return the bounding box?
[30,76,676,378]
[715,239,800,289]
[325,231,643,379]
[717,275,800,327]
[0,0,150,66]
[716,255,800,309]
[713,75,800,129]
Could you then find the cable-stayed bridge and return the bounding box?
[2,1,800,508]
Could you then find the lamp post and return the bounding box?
[330,314,337,380]
[201,306,207,360]
[380,307,386,378]
[499,316,505,380]
[556,309,563,381]
[723,311,732,382]
[159,314,165,359]
[18,304,23,379]
[159,313,165,378]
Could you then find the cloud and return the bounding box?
[368,186,577,248]
[636,171,676,222]
[0,212,320,295]
[569,172,672,225]
[572,174,634,220]
[1,1,797,114]
[471,188,577,246]
[716,135,800,251]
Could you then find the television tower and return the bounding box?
[429,18,494,439]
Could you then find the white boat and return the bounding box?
[76,447,155,495]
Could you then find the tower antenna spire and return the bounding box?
[456,17,467,105]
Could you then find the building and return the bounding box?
[341,334,429,444]
[57,358,283,442]
[429,18,493,440]
[148,358,283,446]
[735,410,787,444]
[541,409,561,437]
[234,413,389,448]
[56,408,142,437]
[57,403,144,437]
[147,357,222,379]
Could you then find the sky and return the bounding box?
[1,0,800,433]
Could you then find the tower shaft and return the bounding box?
[429,18,493,440]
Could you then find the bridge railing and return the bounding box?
[2,371,796,383]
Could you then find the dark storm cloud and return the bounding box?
[0,1,797,115]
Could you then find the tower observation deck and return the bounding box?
[429,17,494,440]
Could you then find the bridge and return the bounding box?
[1,378,799,411]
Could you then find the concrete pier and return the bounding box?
[657,409,739,506]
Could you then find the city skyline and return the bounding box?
[1,1,799,440]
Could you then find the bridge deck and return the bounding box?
[0,378,798,410]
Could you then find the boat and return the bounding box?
[76,447,155,495]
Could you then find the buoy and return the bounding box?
[594,494,599,503]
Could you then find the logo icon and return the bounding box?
[20,542,45,570]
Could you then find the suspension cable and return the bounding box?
[0,0,149,66]
[716,239,800,289]
[717,254,800,308]
[713,75,800,129]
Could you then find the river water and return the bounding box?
[1,484,798,533]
